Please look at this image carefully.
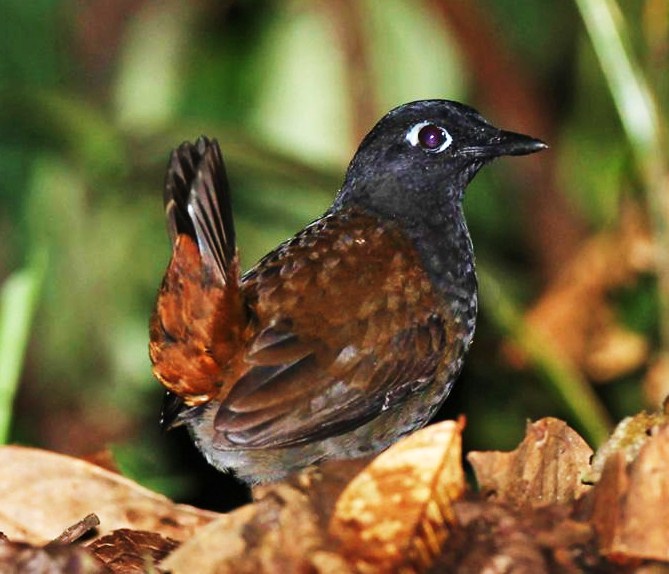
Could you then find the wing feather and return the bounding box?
[210,212,451,448]
[164,136,235,282]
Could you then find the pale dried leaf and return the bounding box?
[160,505,255,574]
[162,483,352,574]
[284,457,373,531]
[0,446,218,545]
[329,419,465,573]
[588,407,669,482]
[585,326,649,383]
[468,418,593,508]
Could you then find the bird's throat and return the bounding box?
[404,206,478,347]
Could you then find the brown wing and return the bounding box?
[212,208,450,449]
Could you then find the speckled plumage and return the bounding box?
[149,100,546,484]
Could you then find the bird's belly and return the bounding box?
[186,368,458,485]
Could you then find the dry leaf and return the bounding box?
[428,499,598,574]
[505,202,653,382]
[585,326,649,383]
[0,539,108,574]
[285,457,374,527]
[162,482,351,574]
[591,424,669,562]
[81,449,122,474]
[160,505,258,574]
[88,529,179,573]
[329,419,466,573]
[0,514,108,573]
[588,405,669,482]
[0,446,218,545]
[468,418,593,508]
[644,354,669,407]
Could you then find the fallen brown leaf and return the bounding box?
[0,446,218,545]
[0,514,109,573]
[585,326,649,383]
[284,457,374,531]
[429,499,598,573]
[0,539,108,574]
[468,418,593,509]
[329,419,466,573]
[591,424,669,562]
[588,405,669,482]
[505,202,653,383]
[162,482,351,574]
[88,529,179,574]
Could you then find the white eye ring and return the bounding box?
[405,121,453,153]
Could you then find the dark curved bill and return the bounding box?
[461,130,548,159]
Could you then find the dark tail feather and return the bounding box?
[164,139,203,244]
[163,136,236,282]
[160,391,185,431]
[160,391,205,431]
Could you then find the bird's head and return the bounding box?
[337,99,547,223]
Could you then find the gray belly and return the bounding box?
[186,371,457,485]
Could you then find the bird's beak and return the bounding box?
[461,130,548,159]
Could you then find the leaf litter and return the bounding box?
[2,405,669,572]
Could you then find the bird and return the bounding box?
[149,99,546,485]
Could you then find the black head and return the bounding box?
[335,99,546,223]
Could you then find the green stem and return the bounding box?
[575,0,669,368]
[480,267,613,446]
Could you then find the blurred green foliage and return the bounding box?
[0,0,666,507]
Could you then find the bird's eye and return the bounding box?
[406,122,453,153]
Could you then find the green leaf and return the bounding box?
[0,250,46,443]
[574,0,661,161]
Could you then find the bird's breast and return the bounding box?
[240,207,476,371]
[402,209,478,357]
